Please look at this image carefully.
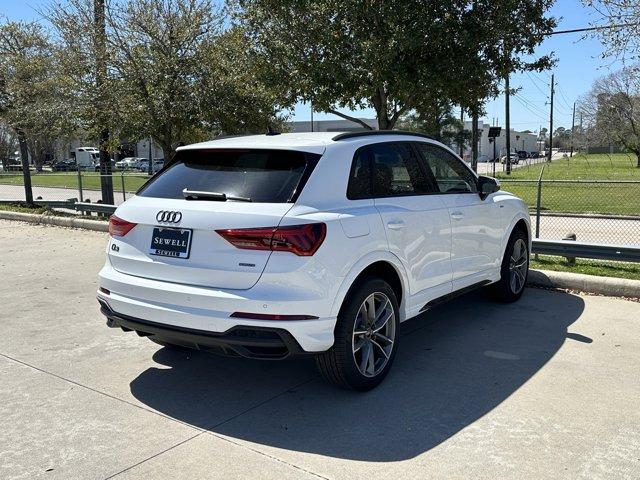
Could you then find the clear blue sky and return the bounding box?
[2,0,622,134]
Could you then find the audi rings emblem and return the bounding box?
[156,211,182,223]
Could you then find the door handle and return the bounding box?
[387,220,406,230]
[450,211,464,220]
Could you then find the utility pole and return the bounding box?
[505,72,511,174]
[579,112,583,154]
[547,73,555,163]
[310,99,314,132]
[570,101,576,157]
[94,0,114,204]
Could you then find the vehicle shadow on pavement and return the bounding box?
[130,288,585,461]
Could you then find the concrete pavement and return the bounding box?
[1,219,639,479]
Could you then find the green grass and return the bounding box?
[0,171,148,193]
[496,153,640,215]
[531,254,640,281]
[496,152,640,181]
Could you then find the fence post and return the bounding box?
[77,167,84,202]
[535,165,544,240]
[121,171,126,202]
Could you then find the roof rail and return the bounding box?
[332,130,435,141]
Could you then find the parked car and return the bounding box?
[115,157,146,170]
[94,159,117,172]
[476,154,489,163]
[137,159,165,173]
[98,131,530,390]
[529,151,539,159]
[51,159,77,172]
[500,153,520,164]
[516,150,528,160]
[4,158,23,171]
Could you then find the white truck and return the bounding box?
[74,147,100,170]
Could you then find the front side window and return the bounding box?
[138,149,319,203]
[416,143,477,194]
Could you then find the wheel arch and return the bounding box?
[502,213,532,259]
[330,253,409,321]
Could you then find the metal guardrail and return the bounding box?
[532,239,640,263]
[0,199,117,215]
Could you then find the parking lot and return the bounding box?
[1,219,639,480]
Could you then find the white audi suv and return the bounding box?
[98,131,530,390]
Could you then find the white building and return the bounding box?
[288,118,378,133]
[458,121,539,161]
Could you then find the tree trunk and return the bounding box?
[17,130,33,205]
[471,109,479,173]
[636,151,640,168]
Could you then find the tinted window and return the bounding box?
[347,149,372,199]
[346,142,430,198]
[138,149,319,203]
[416,144,477,193]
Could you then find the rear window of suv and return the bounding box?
[138,149,320,203]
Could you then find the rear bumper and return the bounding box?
[99,301,308,359]
[97,263,336,353]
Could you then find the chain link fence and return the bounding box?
[499,179,640,246]
[0,170,149,206]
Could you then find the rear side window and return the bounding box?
[138,149,320,203]
[347,142,432,199]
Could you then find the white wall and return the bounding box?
[288,119,378,133]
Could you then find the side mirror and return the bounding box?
[478,175,500,200]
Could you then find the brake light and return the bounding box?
[216,223,326,256]
[109,215,137,237]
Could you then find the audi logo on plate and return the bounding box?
[156,211,182,223]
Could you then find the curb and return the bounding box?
[528,269,640,298]
[0,210,108,232]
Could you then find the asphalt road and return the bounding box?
[1,219,639,480]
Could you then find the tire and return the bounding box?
[316,277,399,391]
[492,228,529,302]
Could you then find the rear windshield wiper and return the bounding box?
[182,188,252,202]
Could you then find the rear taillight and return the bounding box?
[109,215,137,237]
[216,223,326,256]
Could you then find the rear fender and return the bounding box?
[330,251,410,322]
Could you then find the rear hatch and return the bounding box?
[108,148,321,290]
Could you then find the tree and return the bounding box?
[237,1,555,132]
[237,0,470,130]
[583,0,640,60]
[0,18,74,203]
[196,26,289,135]
[50,0,286,161]
[552,127,572,149]
[579,66,640,167]
[396,94,470,147]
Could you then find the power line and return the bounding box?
[547,22,640,36]
[526,71,549,99]
[556,83,573,111]
[513,94,548,122]
[514,92,548,117]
